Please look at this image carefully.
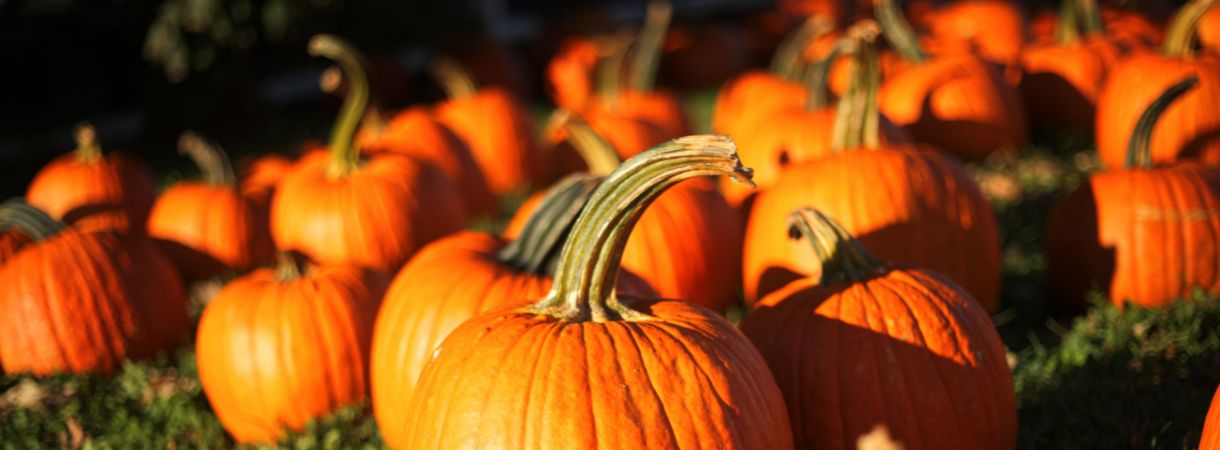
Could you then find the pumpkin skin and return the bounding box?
[713,71,806,137]
[27,127,156,232]
[1201,6,1220,55]
[238,153,295,211]
[743,146,1001,311]
[0,227,189,375]
[196,264,388,443]
[740,211,1016,449]
[148,184,273,281]
[921,0,1026,67]
[0,231,30,264]
[434,85,542,196]
[547,37,602,112]
[1201,385,1220,450]
[1019,36,1124,133]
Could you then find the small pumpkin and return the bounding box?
[0,202,189,375]
[740,208,1017,450]
[1201,384,1220,450]
[1048,76,1220,310]
[397,135,793,449]
[147,132,274,281]
[196,254,389,443]
[26,123,156,232]
[272,35,467,273]
[1095,0,1220,168]
[369,175,655,450]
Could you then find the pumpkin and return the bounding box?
[271,35,467,273]
[547,37,603,112]
[431,57,543,196]
[743,30,1001,311]
[1201,384,1220,450]
[396,135,793,449]
[919,0,1026,68]
[237,152,294,211]
[0,201,189,375]
[1018,0,1125,133]
[740,207,1017,450]
[507,117,744,313]
[1201,5,1220,54]
[1095,0,1220,168]
[147,132,274,281]
[1048,76,1220,310]
[196,255,389,443]
[26,123,156,232]
[369,175,656,450]
[874,0,1028,160]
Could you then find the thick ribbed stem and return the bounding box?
[73,123,102,163]
[429,57,479,99]
[628,1,672,92]
[1056,0,1082,44]
[787,208,884,285]
[497,174,602,274]
[560,114,622,176]
[308,34,369,179]
[1163,0,1216,57]
[526,135,754,322]
[0,199,66,242]
[770,16,836,81]
[319,65,389,134]
[831,24,882,151]
[178,131,236,186]
[1076,0,1104,36]
[876,0,929,64]
[803,42,842,111]
[1126,76,1199,169]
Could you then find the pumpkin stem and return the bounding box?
[178,131,237,186]
[320,65,389,135]
[1055,0,1082,44]
[1125,76,1198,169]
[596,32,634,112]
[275,252,305,282]
[802,39,843,111]
[72,122,102,163]
[787,208,884,285]
[497,174,602,274]
[875,0,929,64]
[831,23,882,152]
[770,16,836,81]
[556,112,622,176]
[527,135,754,322]
[1075,0,1105,36]
[1163,0,1216,57]
[628,1,672,93]
[429,56,480,99]
[308,34,369,179]
[0,198,66,242]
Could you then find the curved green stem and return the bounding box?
[526,135,754,322]
[787,208,884,285]
[803,41,842,111]
[308,34,369,179]
[875,0,929,64]
[831,24,882,152]
[771,16,836,81]
[1075,0,1104,36]
[319,65,389,135]
[1055,0,1082,44]
[1126,76,1199,169]
[0,198,66,242]
[497,174,602,274]
[178,131,236,186]
[73,123,102,163]
[429,56,479,99]
[1164,0,1216,57]
[559,113,622,176]
[596,33,633,112]
[628,1,672,92]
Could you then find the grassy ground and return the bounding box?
[2,90,1219,449]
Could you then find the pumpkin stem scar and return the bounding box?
[428,57,479,100]
[72,122,102,163]
[786,208,886,285]
[558,113,623,177]
[831,23,882,152]
[1163,0,1217,57]
[628,1,672,93]
[497,174,602,275]
[771,16,836,82]
[318,66,389,135]
[1125,76,1198,169]
[876,0,929,64]
[0,198,67,242]
[526,135,754,323]
[178,131,237,186]
[308,34,369,179]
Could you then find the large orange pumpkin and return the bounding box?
[0,202,189,375]
[147,132,274,281]
[743,30,1001,311]
[741,208,1017,450]
[1048,76,1220,310]
[874,0,1028,160]
[272,35,467,273]
[369,175,655,450]
[1095,0,1220,168]
[1202,384,1220,450]
[196,256,389,443]
[396,135,793,449]
[26,124,156,232]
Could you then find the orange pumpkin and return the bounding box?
[196,255,389,443]
[1095,0,1220,168]
[237,153,294,211]
[1201,5,1220,54]
[1201,384,1220,450]
[397,135,792,449]
[743,30,1001,311]
[919,0,1026,68]
[272,35,467,273]
[0,202,189,375]
[147,133,274,281]
[26,124,156,232]
[1048,76,1220,310]
[874,0,1028,160]
[369,175,655,450]
[740,208,1017,450]
[547,37,603,112]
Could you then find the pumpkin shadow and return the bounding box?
[1045,181,1117,315]
[151,237,226,283]
[1018,72,1094,134]
[1181,128,1220,164]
